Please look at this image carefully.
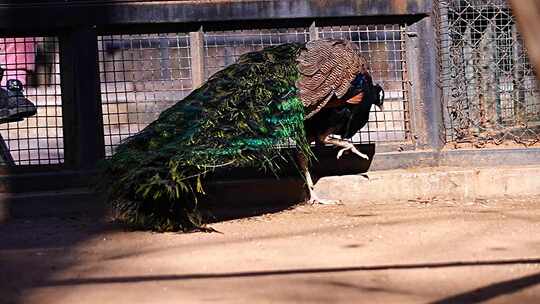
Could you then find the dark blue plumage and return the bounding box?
[305,72,384,143]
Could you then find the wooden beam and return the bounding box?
[189,28,205,88]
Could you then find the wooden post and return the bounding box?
[405,17,444,151]
[59,27,104,169]
[309,21,318,41]
[190,27,205,88]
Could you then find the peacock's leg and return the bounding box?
[322,136,369,160]
[297,152,340,205]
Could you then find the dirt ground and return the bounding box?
[1,196,540,304]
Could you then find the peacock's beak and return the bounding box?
[375,84,385,111]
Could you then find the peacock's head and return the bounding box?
[360,73,384,111]
[350,71,385,110]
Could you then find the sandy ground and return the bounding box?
[1,196,540,304]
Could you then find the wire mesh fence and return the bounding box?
[438,0,540,148]
[318,24,410,144]
[203,25,410,146]
[98,33,193,156]
[203,28,310,79]
[97,25,411,155]
[203,27,311,148]
[0,36,63,165]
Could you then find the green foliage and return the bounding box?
[102,43,313,232]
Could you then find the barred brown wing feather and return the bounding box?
[335,48,363,97]
[297,40,336,76]
[297,39,366,119]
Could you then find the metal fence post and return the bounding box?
[190,27,205,87]
[59,27,105,170]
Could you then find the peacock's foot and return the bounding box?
[336,146,369,160]
[307,192,342,205]
[308,197,341,205]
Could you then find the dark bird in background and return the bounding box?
[0,67,37,124]
[0,67,38,166]
[102,39,384,231]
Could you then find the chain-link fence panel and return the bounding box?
[438,0,540,148]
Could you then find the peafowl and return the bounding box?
[302,71,384,204]
[102,39,384,232]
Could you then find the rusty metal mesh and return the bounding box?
[438,0,540,148]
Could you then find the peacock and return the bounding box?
[102,39,384,232]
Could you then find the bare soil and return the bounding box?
[1,196,540,304]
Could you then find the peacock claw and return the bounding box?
[307,191,342,205]
[336,146,369,160]
[308,198,342,205]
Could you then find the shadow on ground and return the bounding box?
[20,257,540,303]
[0,215,120,304]
[33,258,540,286]
[429,270,540,304]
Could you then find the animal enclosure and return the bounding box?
[0,0,538,184]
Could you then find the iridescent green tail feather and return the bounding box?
[102,43,313,231]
